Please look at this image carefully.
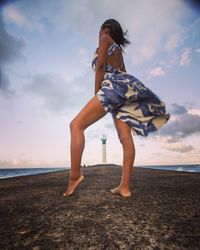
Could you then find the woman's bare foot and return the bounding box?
[110,186,132,198]
[63,174,84,197]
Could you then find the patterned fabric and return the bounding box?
[92,42,170,137]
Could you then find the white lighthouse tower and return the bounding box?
[100,132,107,164]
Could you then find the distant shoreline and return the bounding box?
[0,163,199,180]
[0,163,199,169]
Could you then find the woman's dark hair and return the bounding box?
[101,19,130,47]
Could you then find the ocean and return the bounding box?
[0,164,199,179]
[0,167,69,179]
[138,164,200,173]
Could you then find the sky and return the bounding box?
[0,0,200,168]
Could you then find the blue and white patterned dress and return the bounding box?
[92,42,170,137]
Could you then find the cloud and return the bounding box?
[23,72,92,115]
[160,112,200,138]
[56,0,96,34]
[165,136,180,143]
[133,43,156,65]
[180,47,191,66]
[196,48,200,53]
[164,34,181,52]
[2,4,29,27]
[2,1,56,32]
[0,67,16,97]
[169,103,187,115]
[0,12,25,96]
[43,0,195,67]
[123,0,192,65]
[188,108,200,116]
[0,13,25,64]
[2,0,198,68]
[148,67,165,79]
[157,104,200,155]
[162,142,194,153]
[0,158,66,167]
[155,135,194,153]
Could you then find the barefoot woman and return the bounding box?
[63,19,170,198]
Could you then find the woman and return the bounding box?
[63,19,170,198]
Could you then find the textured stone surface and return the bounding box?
[0,165,199,250]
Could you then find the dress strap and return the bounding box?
[107,42,121,56]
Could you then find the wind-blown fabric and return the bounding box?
[92,43,170,137]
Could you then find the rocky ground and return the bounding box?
[0,164,199,250]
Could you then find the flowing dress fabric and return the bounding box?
[92,43,170,137]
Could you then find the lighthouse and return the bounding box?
[100,133,107,164]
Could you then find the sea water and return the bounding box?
[0,167,69,179]
[138,164,200,173]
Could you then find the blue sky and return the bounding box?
[0,0,200,167]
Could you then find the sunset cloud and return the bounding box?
[155,135,194,153]
[148,67,165,78]
[180,48,191,66]
[162,142,194,153]
[3,5,29,27]
[164,34,181,52]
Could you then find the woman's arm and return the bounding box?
[95,34,112,95]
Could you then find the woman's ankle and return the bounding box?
[69,172,82,180]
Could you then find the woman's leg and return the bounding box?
[63,95,107,196]
[111,116,135,197]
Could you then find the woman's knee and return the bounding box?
[70,118,84,131]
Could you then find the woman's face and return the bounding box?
[99,27,109,40]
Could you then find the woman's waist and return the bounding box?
[105,64,126,74]
[104,64,127,78]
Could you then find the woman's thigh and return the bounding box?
[71,95,107,130]
[112,116,132,142]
